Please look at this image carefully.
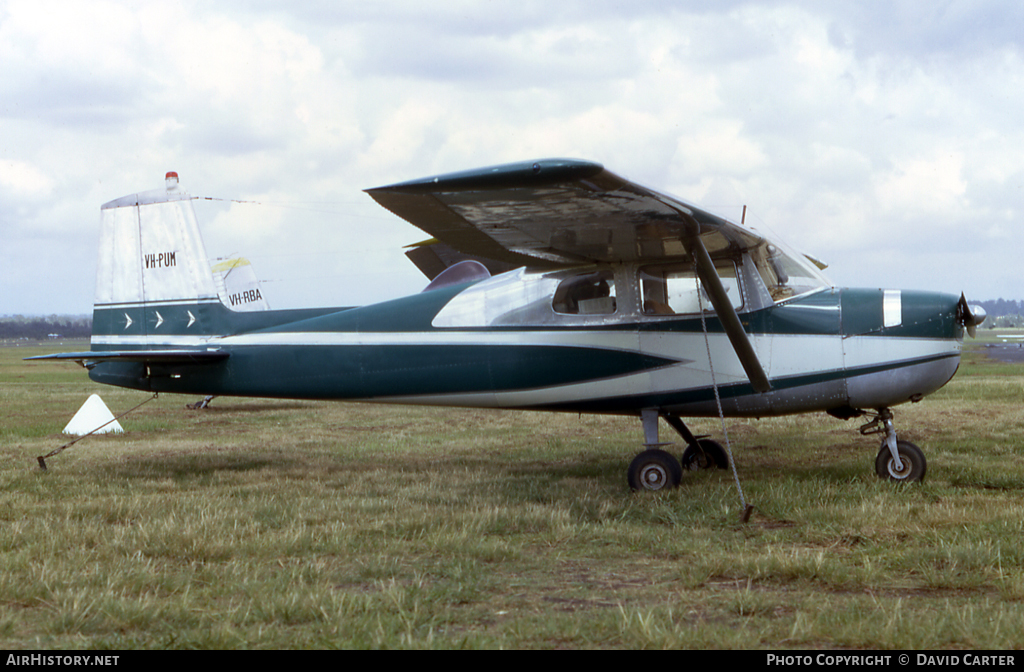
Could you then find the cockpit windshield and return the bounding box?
[749,240,831,302]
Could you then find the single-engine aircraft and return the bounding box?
[30,160,986,489]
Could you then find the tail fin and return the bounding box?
[91,172,234,347]
[212,257,270,311]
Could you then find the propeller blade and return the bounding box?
[957,293,987,339]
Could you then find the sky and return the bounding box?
[2,0,1023,315]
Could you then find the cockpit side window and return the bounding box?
[552,270,616,315]
[640,261,742,316]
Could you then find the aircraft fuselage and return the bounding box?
[86,278,963,419]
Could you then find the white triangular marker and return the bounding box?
[63,394,124,435]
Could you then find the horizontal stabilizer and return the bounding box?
[26,350,229,365]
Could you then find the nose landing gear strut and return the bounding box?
[860,408,927,483]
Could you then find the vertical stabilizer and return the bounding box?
[212,257,271,312]
[91,172,223,347]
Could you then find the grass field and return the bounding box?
[2,339,1023,649]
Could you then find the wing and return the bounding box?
[365,158,766,268]
[404,238,519,280]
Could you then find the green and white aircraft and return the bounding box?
[32,160,986,489]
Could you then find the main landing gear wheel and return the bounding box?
[875,440,927,483]
[680,439,729,471]
[627,449,682,491]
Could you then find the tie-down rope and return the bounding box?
[694,267,754,523]
[36,393,160,470]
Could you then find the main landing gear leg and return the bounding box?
[627,411,733,491]
[626,409,682,491]
[860,408,927,483]
[663,413,729,471]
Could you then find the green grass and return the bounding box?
[2,342,1024,649]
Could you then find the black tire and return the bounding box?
[680,439,730,471]
[628,449,683,491]
[875,440,927,483]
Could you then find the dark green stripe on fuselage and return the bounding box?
[89,344,678,399]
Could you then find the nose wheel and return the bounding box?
[860,408,927,483]
[875,440,926,482]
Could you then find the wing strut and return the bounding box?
[687,235,771,393]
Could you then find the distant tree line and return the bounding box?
[0,315,92,340]
[977,299,1023,318]
[975,300,1023,329]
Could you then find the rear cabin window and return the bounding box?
[552,270,616,315]
[640,262,742,315]
[431,267,620,328]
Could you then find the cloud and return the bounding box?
[2,1,1024,315]
[0,160,53,198]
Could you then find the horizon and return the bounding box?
[5,297,1024,320]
